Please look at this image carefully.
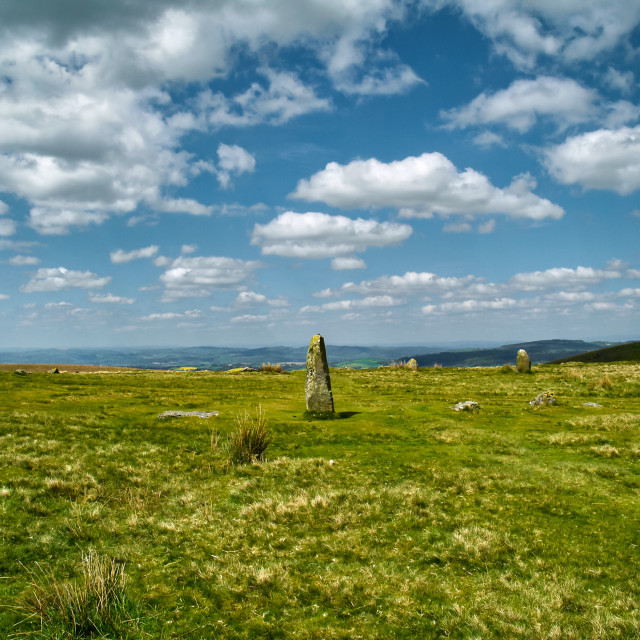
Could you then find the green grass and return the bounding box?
[1,363,640,638]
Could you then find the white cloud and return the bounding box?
[235,291,267,306]
[153,256,172,267]
[110,245,159,264]
[445,0,640,68]
[0,2,406,234]
[89,293,135,304]
[292,154,564,221]
[331,256,367,270]
[231,314,269,323]
[199,69,332,128]
[544,125,640,195]
[0,198,15,236]
[27,207,110,235]
[251,211,412,258]
[21,267,111,292]
[478,219,496,234]
[508,266,621,291]
[604,101,640,128]
[0,293,9,300]
[604,67,635,94]
[140,309,202,321]
[216,143,255,188]
[9,255,40,266]
[316,271,482,298]
[0,218,17,236]
[334,64,425,96]
[181,244,197,254]
[422,298,517,315]
[441,77,598,132]
[159,255,261,300]
[473,131,507,148]
[321,295,402,310]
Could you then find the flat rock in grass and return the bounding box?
[529,392,556,406]
[583,402,603,408]
[305,334,335,413]
[14,369,31,375]
[452,400,481,411]
[158,411,219,419]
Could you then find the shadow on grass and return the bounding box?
[303,411,360,420]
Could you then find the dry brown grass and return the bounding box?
[259,362,285,373]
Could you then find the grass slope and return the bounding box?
[1,363,640,638]
[550,340,640,364]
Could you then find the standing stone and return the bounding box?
[407,358,418,371]
[516,349,531,373]
[305,334,335,413]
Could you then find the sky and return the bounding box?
[0,0,639,349]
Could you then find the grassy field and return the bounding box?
[1,363,639,639]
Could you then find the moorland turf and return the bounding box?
[1,363,639,638]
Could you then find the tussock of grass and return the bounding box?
[16,551,146,639]
[258,362,285,373]
[224,406,273,465]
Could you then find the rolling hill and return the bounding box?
[549,340,640,364]
[412,339,618,368]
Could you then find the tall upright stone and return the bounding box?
[516,348,531,373]
[305,334,335,413]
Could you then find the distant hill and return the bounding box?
[549,341,640,364]
[0,345,434,371]
[2,340,631,370]
[412,339,617,368]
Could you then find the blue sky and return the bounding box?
[0,0,639,348]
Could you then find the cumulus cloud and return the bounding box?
[9,255,40,266]
[422,298,517,315]
[216,143,256,188]
[604,67,635,94]
[441,77,598,132]
[198,69,332,128]
[230,314,269,323]
[140,309,202,321]
[473,131,507,148]
[159,255,261,300]
[316,271,482,299]
[235,291,267,306]
[320,295,402,310]
[20,267,111,292]
[544,125,640,195]
[331,257,367,270]
[508,266,622,291]
[292,153,564,221]
[443,0,640,68]
[0,293,9,300]
[251,211,412,259]
[89,293,135,304]
[0,218,17,236]
[233,290,289,308]
[0,2,423,234]
[333,63,425,96]
[110,245,160,264]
